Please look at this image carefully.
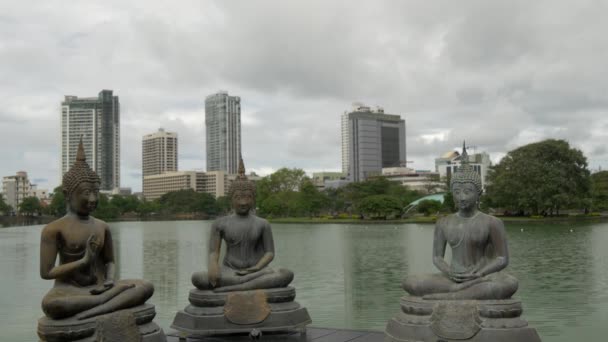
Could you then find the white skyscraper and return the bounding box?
[205,91,241,174]
[341,110,350,175]
[142,128,178,177]
[61,90,120,190]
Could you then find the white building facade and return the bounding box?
[1,171,48,210]
[142,128,178,178]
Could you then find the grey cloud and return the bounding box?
[2,0,608,191]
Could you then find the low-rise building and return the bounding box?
[143,171,198,200]
[381,167,443,193]
[435,149,491,189]
[312,172,345,190]
[143,170,261,200]
[1,171,48,210]
[196,171,228,198]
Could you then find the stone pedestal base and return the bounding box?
[384,296,541,342]
[37,303,166,342]
[171,287,311,337]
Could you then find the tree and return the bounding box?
[295,179,329,217]
[256,168,307,206]
[47,186,66,217]
[94,194,120,220]
[19,197,42,216]
[422,174,443,194]
[159,189,200,214]
[356,195,403,219]
[485,139,591,215]
[591,171,608,211]
[157,189,219,215]
[441,191,456,213]
[417,199,442,216]
[341,177,419,209]
[259,194,288,217]
[195,192,219,216]
[137,199,161,216]
[0,194,9,215]
[216,196,232,215]
[110,195,140,215]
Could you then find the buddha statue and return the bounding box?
[385,143,540,342]
[402,143,518,300]
[39,140,154,320]
[172,157,310,336]
[191,158,294,292]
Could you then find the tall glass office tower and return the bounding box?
[205,91,241,174]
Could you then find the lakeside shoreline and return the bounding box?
[268,214,608,225]
[3,213,608,228]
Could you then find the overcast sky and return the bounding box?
[2,1,608,192]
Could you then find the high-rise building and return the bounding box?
[342,103,406,182]
[341,111,350,175]
[205,91,241,174]
[61,90,120,190]
[142,128,178,178]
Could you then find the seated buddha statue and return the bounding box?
[40,140,154,320]
[191,158,293,293]
[402,144,518,300]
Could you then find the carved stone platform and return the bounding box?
[171,287,311,337]
[37,303,166,342]
[384,296,541,342]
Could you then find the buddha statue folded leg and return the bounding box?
[403,272,518,300]
[192,267,294,292]
[42,279,154,320]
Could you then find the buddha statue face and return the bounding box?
[451,182,479,212]
[67,181,100,216]
[232,189,254,216]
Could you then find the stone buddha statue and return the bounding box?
[172,157,310,337]
[385,143,540,342]
[191,158,294,292]
[38,140,163,341]
[402,144,518,300]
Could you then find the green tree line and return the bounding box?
[4,139,608,220]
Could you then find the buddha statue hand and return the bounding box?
[208,263,220,287]
[449,270,482,283]
[236,266,260,276]
[82,235,100,265]
[90,279,115,295]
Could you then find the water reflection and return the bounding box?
[1,221,608,341]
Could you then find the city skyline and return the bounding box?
[2,1,608,192]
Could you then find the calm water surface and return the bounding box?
[1,221,607,341]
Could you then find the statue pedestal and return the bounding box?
[37,303,166,342]
[171,286,311,337]
[384,296,541,342]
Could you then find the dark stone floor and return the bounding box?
[165,327,385,342]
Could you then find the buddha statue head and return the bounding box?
[62,138,101,216]
[450,142,482,212]
[230,156,256,216]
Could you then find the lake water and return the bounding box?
[1,220,607,341]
